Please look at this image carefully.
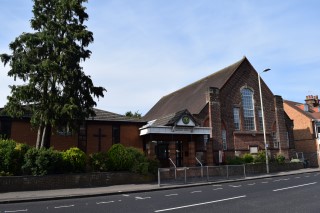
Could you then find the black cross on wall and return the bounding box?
[93,128,106,152]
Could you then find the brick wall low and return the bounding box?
[0,172,156,193]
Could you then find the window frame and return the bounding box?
[241,88,256,131]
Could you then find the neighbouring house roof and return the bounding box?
[284,100,320,120]
[143,57,248,121]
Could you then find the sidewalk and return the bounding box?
[0,168,319,204]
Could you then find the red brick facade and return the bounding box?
[284,97,320,167]
[0,117,144,154]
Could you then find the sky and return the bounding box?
[1,0,320,115]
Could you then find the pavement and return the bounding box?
[0,167,319,204]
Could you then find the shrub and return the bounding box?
[0,139,30,175]
[62,147,87,173]
[254,151,268,163]
[107,144,133,171]
[22,147,63,176]
[147,157,160,175]
[127,147,147,173]
[275,154,286,164]
[226,156,244,165]
[0,139,17,175]
[89,152,109,172]
[242,153,254,164]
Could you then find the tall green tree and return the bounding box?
[0,0,106,148]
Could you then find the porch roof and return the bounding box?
[140,125,211,136]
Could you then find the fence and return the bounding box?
[157,162,304,186]
[158,165,246,187]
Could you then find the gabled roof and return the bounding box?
[143,57,248,121]
[284,100,320,120]
[145,109,198,127]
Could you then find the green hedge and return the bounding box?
[0,139,159,176]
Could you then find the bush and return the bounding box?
[89,152,109,172]
[127,147,148,174]
[254,151,268,163]
[22,147,63,176]
[226,156,244,165]
[62,147,87,173]
[0,139,30,175]
[147,157,160,175]
[242,153,254,164]
[107,144,133,171]
[275,154,286,164]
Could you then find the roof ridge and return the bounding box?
[160,57,247,99]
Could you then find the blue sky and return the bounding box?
[1,0,320,115]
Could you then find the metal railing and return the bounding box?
[158,165,246,187]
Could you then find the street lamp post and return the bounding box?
[258,68,270,174]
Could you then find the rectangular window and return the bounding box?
[112,125,120,144]
[272,132,278,148]
[233,108,240,130]
[258,110,263,131]
[57,125,72,136]
[286,132,290,147]
[222,130,227,150]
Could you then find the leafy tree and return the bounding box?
[0,0,106,148]
[125,111,142,119]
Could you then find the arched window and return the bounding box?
[241,88,255,130]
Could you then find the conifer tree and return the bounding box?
[0,0,106,148]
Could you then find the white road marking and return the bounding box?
[191,190,202,193]
[247,183,256,186]
[135,196,151,200]
[4,210,28,213]
[213,188,223,190]
[305,175,310,177]
[261,181,268,184]
[212,184,222,187]
[229,185,242,188]
[294,177,301,179]
[273,182,317,192]
[273,179,281,182]
[54,205,74,209]
[96,201,115,205]
[154,195,247,212]
[165,194,178,197]
[122,194,130,197]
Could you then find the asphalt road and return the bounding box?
[1,172,320,213]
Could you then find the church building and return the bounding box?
[141,57,295,167]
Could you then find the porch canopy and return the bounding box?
[140,109,211,136]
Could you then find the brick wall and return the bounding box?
[0,172,156,192]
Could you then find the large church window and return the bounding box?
[241,88,255,130]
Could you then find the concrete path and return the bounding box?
[0,168,319,204]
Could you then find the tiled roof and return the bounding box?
[143,57,247,121]
[89,108,144,122]
[284,100,320,120]
[0,107,144,123]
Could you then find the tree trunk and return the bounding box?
[36,125,43,149]
[40,125,47,148]
[39,124,51,148]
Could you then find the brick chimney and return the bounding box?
[305,95,319,108]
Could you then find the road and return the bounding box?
[1,172,320,213]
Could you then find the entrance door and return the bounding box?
[176,141,183,167]
[155,142,169,167]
